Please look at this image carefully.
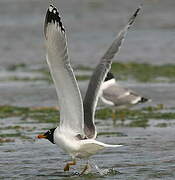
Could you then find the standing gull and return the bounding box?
[37,4,141,174]
[99,72,150,120]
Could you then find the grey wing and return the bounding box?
[45,5,84,135]
[83,6,142,139]
[102,85,141,107]
[103,84,128,99]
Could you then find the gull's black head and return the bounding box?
[104,72,115,82]
[37,128,56,144]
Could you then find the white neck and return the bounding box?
[101,78,116,90]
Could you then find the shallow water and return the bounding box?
[0,71,175,179]
[0,77,175,179]
[1,114,175,179]
[1,0,175,179]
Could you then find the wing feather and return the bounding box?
[45,5,84,135]
[83,5,141,138]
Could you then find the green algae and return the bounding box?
[142,104,164,112]
[3,69,90,82]
[27,107,59,123]
[0,125,36,131]
[111,62,175,82]
[95,108,113,120]
[77,62,175,82]
[98,131,127,137]
[0,105,59,123]
[5,62,175,82]
[128,119,149,128]
[74,62,175,82]
[96,106,175,127]
[0,132,22,138]
[0,106,28,119]
[5,76,48,82]
[76,75,90,81]
[6,63,27,71]
[38,68,90,82]
[75,65,93,71]
[37,68,53,83]
[0,133,33,141]
[0,105,175,128]
[155,123,168,127]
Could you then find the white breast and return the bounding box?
[54,127,81,158]
[53,127,106,159]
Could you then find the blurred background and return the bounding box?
[0,0,175,106]
[1,0,175,179]
[0,0,175,66]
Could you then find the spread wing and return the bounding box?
[44,5,84,135]
[83,5,141,139]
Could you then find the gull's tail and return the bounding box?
[79,139,123,158]
[82,139,123,149]
[100,142,123,148]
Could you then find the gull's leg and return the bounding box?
[119,110,125,125]
[112,108,118,126]
[79,161,90,176]
[112,108,116,121]
[64,159,76,171]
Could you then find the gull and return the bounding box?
[99,72,150,120]
[37,4,141,174]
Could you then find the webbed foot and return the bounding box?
[64,159,76,171]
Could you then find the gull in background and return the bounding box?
[99,72,150,120]
[37,4,141,174]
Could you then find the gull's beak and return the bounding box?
[37,134,47,139]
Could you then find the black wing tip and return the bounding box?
[139,97,149,103]
[45,4,65,33]
[128,4,142,26]
[134,4,142,17]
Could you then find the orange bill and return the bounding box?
[37,134,47,139]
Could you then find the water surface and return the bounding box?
[1,0,175,179]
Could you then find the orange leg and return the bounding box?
[79,162,90,176]
[119,111,126,125]
[64,159,76,171]
[112,109,116,121]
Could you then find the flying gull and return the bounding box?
[37,4,141,174]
